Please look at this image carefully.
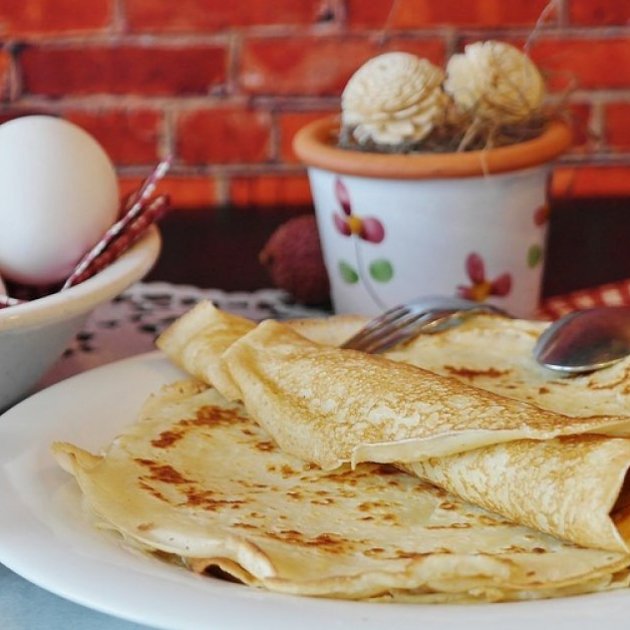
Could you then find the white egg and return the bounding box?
[0,115,119,285]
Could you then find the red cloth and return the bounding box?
[538,279,630,320]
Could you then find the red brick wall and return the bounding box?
[0,0,628,207]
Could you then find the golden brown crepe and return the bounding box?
[221,319,630,467]
[156,301,254,401]
[242,310,630,421]
[155,302,630,552]
[384,314,630,418]
[52,382,630,602]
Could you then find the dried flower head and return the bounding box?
[444,41,546,125]
[341,52,450,146]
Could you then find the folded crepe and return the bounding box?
[156,302,630,553]
[52,381,630,602]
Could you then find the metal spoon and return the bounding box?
[533,306,630,373]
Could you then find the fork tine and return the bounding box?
[355,314,429,354]
[340,297,511,354]
[368,310,459,354]
[341,305,411,350]
[347,310,442,354]
[361,305,508,353]
[355,305,409,333]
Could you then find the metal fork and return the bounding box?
[340,296,508,354]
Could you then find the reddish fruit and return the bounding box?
[259,215,330,305]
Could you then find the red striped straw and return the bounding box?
[1,192,168,304]
[63,194,169,288]
[61,157,171,291]
[0,295,25,309]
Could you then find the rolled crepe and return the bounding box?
[157,301,254,400]
[156,302,630,552]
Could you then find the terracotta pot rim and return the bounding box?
[293,115,572,180]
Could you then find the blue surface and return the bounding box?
[0,563,150,630]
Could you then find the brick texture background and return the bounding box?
[0,0,628,207]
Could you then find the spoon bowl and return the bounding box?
[533,306,630,373]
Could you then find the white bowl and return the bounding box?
[0,226,161,411]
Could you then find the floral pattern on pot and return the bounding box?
[533,204,549,227]
[332,178,385,243]
[527,204,548,269]
[338,260,359,284]
[528,244,543,268]
[332,177,392,309]
[458,252,512,302]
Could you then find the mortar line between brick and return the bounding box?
[111,0,127,35]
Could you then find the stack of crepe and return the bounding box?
[54,301,630,602]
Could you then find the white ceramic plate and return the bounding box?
[0,353,628,630]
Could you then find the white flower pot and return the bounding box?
[294,117,571,318]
